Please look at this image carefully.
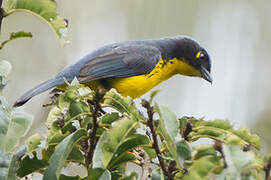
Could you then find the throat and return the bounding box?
[146,58,179,80]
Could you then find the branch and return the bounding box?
[0,0,4,33]
[183,121,193,141]
[168,161,178,179]
[142,99,170,179]
[134,149,151,180]
[214,140,227,168]
[264,159,271,180]
[85,87,105,168]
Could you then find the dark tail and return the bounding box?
[13,77,64,107]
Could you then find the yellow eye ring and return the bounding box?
[196,51,202,59]
[196,51,205,59]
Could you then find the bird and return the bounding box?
[13,35,212,107]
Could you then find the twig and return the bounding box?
[0,0,4,33]
[168,161,177,179]
[264,159,271,180]
[150,160,160,166]
[214,140,227,168]
[134,149,151,180]
[242,144,251,152]
[87,99,106,114]
[141,99,170,179]
[183,121,193,141]
[85,87,105,168]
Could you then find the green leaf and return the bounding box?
[0,60,12,92]
[47,113,72,145]
[101,112,120,125]
[107,152,137,170]
[103,89,142,121]
[187,119,260,149]
[176,140,192,163]
[156,105,186,169]
[111,134,149,161]
[88,168,106,180]
[5,0,69,45]
[193,145,218,160]
[0,60,11,94]
[0,146,27,180]
[0,96,33,153]
[26,133,42,152]
[87,169,111,180]
[46,106,63,129]
[59,174,80,180]
[97,113,121,137]
[0,31,32,50]
[120,172,138,180]
[58,85,93,105]
[46,85,93,145]
[224,145,255,171]
[0,60,12,78]
[57,85,92,124]
[181,145,222,179]
[100,170,111,180]
[181,155,221,179]
[156,105,179,141]
[214,145,264,179]
[178,117,188,135]
[67,146,84,164]
[155,105,179,142]
[17,152,49,177]
[47,126,70,146]
[141,145,156,159]
[43,129,86,180]
[151,169,164,180]
[111,164,126,180]
[0,150,12,180]
[93,117,148,170]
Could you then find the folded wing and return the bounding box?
[79,45,161,82]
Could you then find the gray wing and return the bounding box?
[79,45,161,82]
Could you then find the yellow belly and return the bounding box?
[56,75,163,99]
[109,74,170,99]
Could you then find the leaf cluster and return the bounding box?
[1,84,269,180]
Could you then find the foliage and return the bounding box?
[1,83,269,179]
[0,0,271,180]
[5,0,69,45]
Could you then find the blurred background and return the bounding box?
[1,0,271,157]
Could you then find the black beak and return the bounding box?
[200,66,212,84]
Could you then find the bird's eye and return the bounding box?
[196,51,205,60]
[199,53,205,59]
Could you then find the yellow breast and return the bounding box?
[109,58,200,99]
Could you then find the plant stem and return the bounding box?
[134,149,151,180]
[85,88,105,168]
[264,160,271,180]
[168,161,177,179]
[0,0,3,33]
[214,140,227,168]
[142,99,170,179]
[86,103,98,168]
[183,121,193,141]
